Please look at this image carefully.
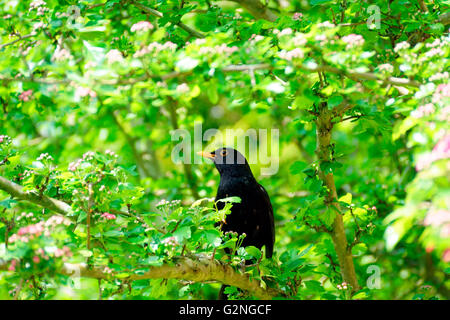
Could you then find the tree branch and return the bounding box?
[131,1,205,39]
[0,176,72,215]
[0,254,281,299]
[0,62,422,88]
[0,32,37,50]
[314,103,360,292]
[0,175,152,228]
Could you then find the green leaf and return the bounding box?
[115,273,131,279]
[206,81,219,104]
[351,243,367,256]
[217,196,241,204]
[289,161,308,175]
[173,226,191,241]
[104,230,124,237]
[328,95,343,109]
[245,246,262,260]
[304,280,324,292]
[310,0,332,5]
[0,199,17,208]
[320,207,336,227]
[338,193,352,205]
[204,229,222,247]
[79,250,93,257]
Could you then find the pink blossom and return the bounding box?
[292,35,307,46]
[176,83,189,93]
[8,260,17,272]
[429,72,449,81]
[424,209,450,227]
[133,41,177,58]
[29,0,46,10]
[19,89,33,102]
[441,224,450,237]
[426,38,442,48]
[130,21,154,32]
[198,44,237,56]
[68,159,82,172]
[416,134,450,171]
[106,49,124,64]
[432,134,450,159]
[378,64,394,73]
[101,212,116,220]
[37,153,53,161]
[394,41,410,52]
[32,256,40,263]
[75,86,97,99]
[315,34,327,45]
[318,21,335,28]
[162,236,179,246]
[438,105,450,122]
[249,34,264,42]
[33,21,45,30]
[277,28,293,38]
[279,48,304,61]
[55,246,72,258]
[52,45,72,62]
[293,12,303,21]
[82,151,95,161]
[411,103,435,118]
[443,249,450,262]
[425,47,444,58]
[432,83,450,103]
[342,34,364,49]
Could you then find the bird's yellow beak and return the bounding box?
[197,151,215,159]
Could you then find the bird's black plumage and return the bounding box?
[200,147,275,258]
[199,147,275,299]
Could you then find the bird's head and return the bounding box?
[197,147,253,177]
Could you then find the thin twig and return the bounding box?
[0,32,36,50]
[131,1,205,38]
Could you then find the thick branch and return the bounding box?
[0,176,72,215]
[0,255,281,299]
[314,104,360,292]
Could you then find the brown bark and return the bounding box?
[0,255,281,299]
[315,103,360,292]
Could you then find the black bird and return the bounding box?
[198,147,275,298]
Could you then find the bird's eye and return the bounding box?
[221,149,228,157]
